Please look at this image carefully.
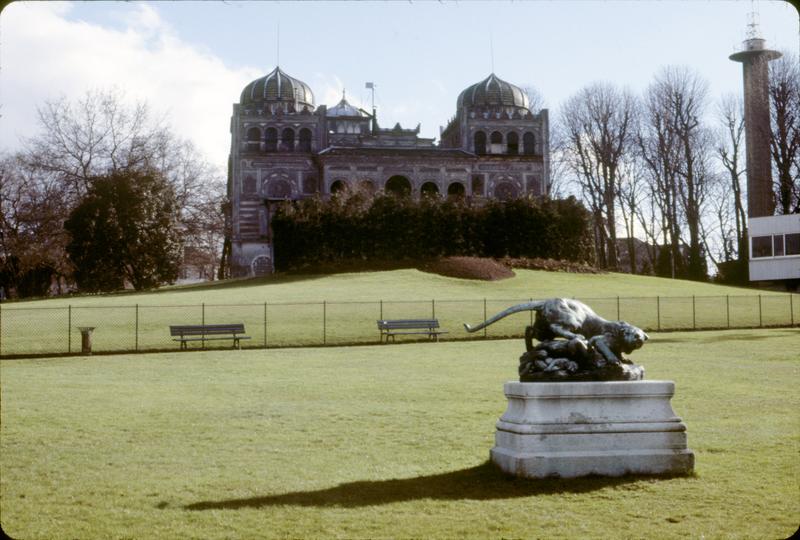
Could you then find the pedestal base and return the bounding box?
[491,381,694,478]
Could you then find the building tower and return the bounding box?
[729,16,782,218]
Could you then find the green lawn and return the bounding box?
[1,269,798,356]
[1,328,798,539]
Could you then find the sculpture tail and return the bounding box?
[463,300,545,333]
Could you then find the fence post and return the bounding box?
[431,299,435,319]
[692,296,696,330]
[201,303,206,350]
[68,305,72,353]
[264,302,268,349]
[0,302,3,357]
[758,295,762,327]
[323,301,327,345]
[726,295,730,329]
[616,296,620,320]
[379,300,383,321]
[656,296,661,331]
[791,294,795,326]
[483,298,487,338]
[135,304,139,352]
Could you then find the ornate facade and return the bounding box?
[227,67,550,276]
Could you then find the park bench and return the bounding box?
[377,319,448,343]
[169,324,251,350]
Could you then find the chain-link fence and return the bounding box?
[0,294,797,358]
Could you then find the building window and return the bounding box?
[303,175,318,194]
[251,255,272,276]
[267,179,292,199]
[385,175,412,197]
[281,128,295,152]
[447,182,466,199]
[751,236,773,258]
[330,180,347,195]
[786,233,800,256]
[523,132,535,155]
[471,175,484,196]
[421,182,440,198]
[265,128,278,152]
[298,128,312,152]
[507,132,519,155]
[474,131,486,155]
[494,181,519,201]
[774,235,785,257]
[246,127,261,151]
[243,175,257,194]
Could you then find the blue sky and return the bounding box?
[1,1,798,171]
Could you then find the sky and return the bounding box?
[1,0,798,173]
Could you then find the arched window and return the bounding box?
[474,131,487,155]
[494,182,519,201]
[447,182,466,199]
[281,128,295,152]
[265,128,278,152]
[421,182,440,198]
[507,132,519,155]
[243,175,257,194]
[251,255,272,277]
[298,128,312,152]
[246,127,261,152]
[385,175,412,197]
[266,179,292,199]
[490,131,503,154]
[330,180,347,195]
[523,132,535,155]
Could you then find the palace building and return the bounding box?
[226,66,550,276]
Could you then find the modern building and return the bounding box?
[226,67,550,276]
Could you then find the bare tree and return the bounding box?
[616,156,647,274]
[637,67,712,281]
[769,51,800,214]
[560,82,637,270]
[713,93,748,281]
[0,154,70,297]
[15,89,228,291]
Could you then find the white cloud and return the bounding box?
[0,2,260,168]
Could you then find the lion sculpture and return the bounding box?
[464,299,648,380]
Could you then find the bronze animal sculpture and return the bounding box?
[464,298,648,364]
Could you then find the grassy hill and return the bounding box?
[1,269,797,356]
[4,268,793,307]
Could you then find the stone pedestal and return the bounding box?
[491,381,694,478]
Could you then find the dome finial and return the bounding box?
[343,88,346,100]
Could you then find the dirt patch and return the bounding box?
[418,257,515,281]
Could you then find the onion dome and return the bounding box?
[457,73,530,111]
[326,91,366,117]
[240,66,315,110]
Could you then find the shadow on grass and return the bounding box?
[182,461,681,511]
